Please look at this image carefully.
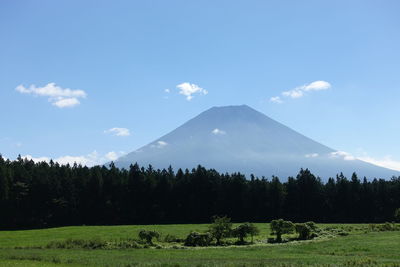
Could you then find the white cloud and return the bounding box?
[282,89,304,99]
[104,127,131,137]
[22,150,125,167]
[273,80,331,103]
[151,140,168,148]
[163,89,170,99]
[358,156,400,172]
[305,153,319,158]
[330,151,356,161]
[16,83,86,98]
[57,155,95,166]
[52,97,80,108]
[328,150,400,172]
[270,96,283,104]
[16,83,87,108]
[23,155,50,163]
[212,128,226,135]
[105,151,119,161]
[302,80,331,91]
[176,82,208,101]
[158,141,168,147]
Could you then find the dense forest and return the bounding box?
[0,155,399,229]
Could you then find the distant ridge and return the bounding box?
[115,105,399,180]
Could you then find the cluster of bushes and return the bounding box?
[269,219,319,243]
[184,232,213,246]
[181,217,321,247]
[138,230,160,245]
[41,217,400,250]
[46,238,107,249]
[368,222,400,232]
[184,216,260,246]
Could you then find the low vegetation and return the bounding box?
[0,221,400,266]
[138,230,160,245]
[232,222,259,244]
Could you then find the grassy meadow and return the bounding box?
[0,223,399,267]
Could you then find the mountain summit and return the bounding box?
[115,105,398,179]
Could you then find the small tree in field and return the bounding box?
[138,230,160,245]
[395,208,400,222]
[184,232,212,247]
[248,223,260,243]
[270,219,294,242]
[232,223,260,244]
[295,221,318,240]
[208,216,232,245]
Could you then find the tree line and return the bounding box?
[0,155,399,229]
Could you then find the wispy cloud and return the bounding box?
[358,156,400,172]
[330,151,356,161]
[22,151,125,166]
[270,96,283,104]
[104,127,131,137]
[271,80,331,103]
[105,151,119,161]
[52,97,80,108]
[151,140,168,148]
[212,128,226,135]
[328,150,400,172]
[305,153,319,158]
[16,83,87,108]
[176,82,208,101]
[163,88,171,99]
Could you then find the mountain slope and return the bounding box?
[115,105,399,180]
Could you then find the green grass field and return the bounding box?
[0,223,399,267]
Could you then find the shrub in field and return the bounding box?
[368,222,400,232]
[305,221,318,231]
[163,234,183,243]
[295,223,311,240]
[138,230,160,245]
[46,238,107,249]
[270,219,295,242]
[184,232,212,247]
[295,221,318,240]
[110,239,142,249]
[232,223,260,244]
[209,215,233,245]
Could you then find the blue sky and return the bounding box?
[1,0,400,170]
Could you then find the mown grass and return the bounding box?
[0,223,399,267]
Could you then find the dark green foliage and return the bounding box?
[395,208,400,222]
[184,232,212,246]
[368,223,400,232]
[208,216,233,245]
[163,234,183,243]
[232,223,260,244]
[295,223,310,240]
[46,238,107,249]
[295,221,318,240]
[270,219,295,242]
[0,154,399,230]
[138,230,160,244]
[298,221,319,240]
[45,238,142,249]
